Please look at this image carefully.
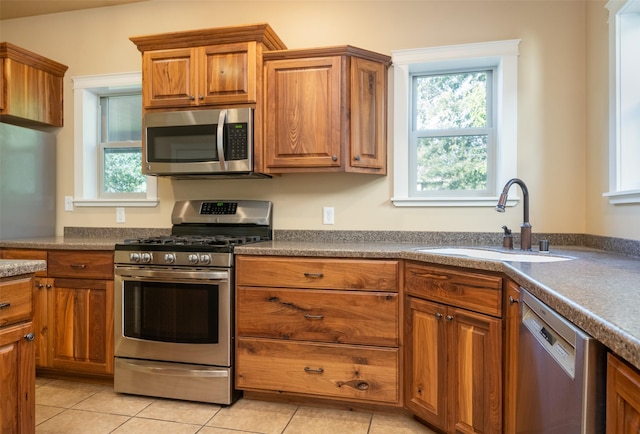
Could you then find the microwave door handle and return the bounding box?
[217,109,228,171]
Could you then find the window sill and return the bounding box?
[603,190,640,205]
[391,197,519,207]
[72,199,159,208]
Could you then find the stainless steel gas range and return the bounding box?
[113,200,272,405]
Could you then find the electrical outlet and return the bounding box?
[323,207,335,225]
[116,207,125,223]
[64,196,73,212]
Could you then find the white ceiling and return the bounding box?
[0,0,148,20]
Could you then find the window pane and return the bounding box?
[105,95,142,142]
[416,135,487,191]
[415,72,487,130]
[103,147,146,193]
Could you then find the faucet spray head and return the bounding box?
[496,192,508,212]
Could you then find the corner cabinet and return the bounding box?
[235,255,400,405]
[263,46,391,174]
[404,261,503,434]
[130,24,287,109]
[0,248,114,377]
[607,353,640,434]
[0,274,36,434]
[0,42,68,127]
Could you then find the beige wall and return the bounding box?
[2,0,636,239]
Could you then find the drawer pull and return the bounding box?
[303,272,324,278]
[70,264,87,269]
[24,333,35,342]
[337,380,370,391]
[304,314,324,320]
[509,295,519,304]
[304,367,324,374]
[0,302,11,309]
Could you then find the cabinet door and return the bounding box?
[607,353,640,434]
[200,42,256,105]
[0,321,35,434]
[32,277,53,368]
[450,306,502,434]
[50,278,114,375]
[143,48,197,108]
[349,57,387,172]
[264,56,343,171]
[404,296,448,429]
[503,281,521,434]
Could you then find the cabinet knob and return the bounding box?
[435,312,443,319]
[189,95,195,100]
[24,333,35,342]
[354,155,361,162]
[46,284,52,289]
[331,155,338,161]
[198,95,204,100]
[37,282,45,289]
[445,315,454,321]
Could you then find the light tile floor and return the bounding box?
[35,377,437,434]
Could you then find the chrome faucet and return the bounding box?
[496,178,532,250]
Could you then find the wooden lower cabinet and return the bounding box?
[404,261,503,434]
[0,274,36,434]
[1,248,114,377]
[607,353,640,434]
[0,321,36,434]
[235,255,400,406]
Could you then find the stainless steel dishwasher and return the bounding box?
[516,288,606,434]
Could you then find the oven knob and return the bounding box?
[129,252,140,263]
[188,254,199,265]
[164,253,176,264]
[199,254,211,265]
[140,252,152,263]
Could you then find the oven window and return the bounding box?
[123,280,219,344]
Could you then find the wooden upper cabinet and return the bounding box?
[130,23,286,109]
[263,46,391,174]
[141,42,257,108]
[0,42,68,127]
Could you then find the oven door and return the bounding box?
[143,108,253,176]
[114,265,232,367]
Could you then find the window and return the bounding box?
[604,0,640,204]
[412,69,494,196]
[99,94,146,198]
[72,72,157,207]
[392,40,520,207]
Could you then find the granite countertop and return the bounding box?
[235,241,640,371]
[0,259,47,278]
[0,236,124,250]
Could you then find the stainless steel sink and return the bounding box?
[417,248,573,263]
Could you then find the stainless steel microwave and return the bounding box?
[143,108,266,178]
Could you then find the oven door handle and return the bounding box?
[116,267,229,281]
[119,359,229,377]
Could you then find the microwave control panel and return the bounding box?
[227,123,249,160]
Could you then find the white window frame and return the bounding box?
[72,72,157,207]
[392,39,521,207]
[604,0,640,205]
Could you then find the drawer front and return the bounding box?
[0,276,33,327]
[0,249,48,277]
[404,261,503,317]
[237,287,398,346]
[236,256,398,291]
[48,251,114,279]
[236,338,399,403]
